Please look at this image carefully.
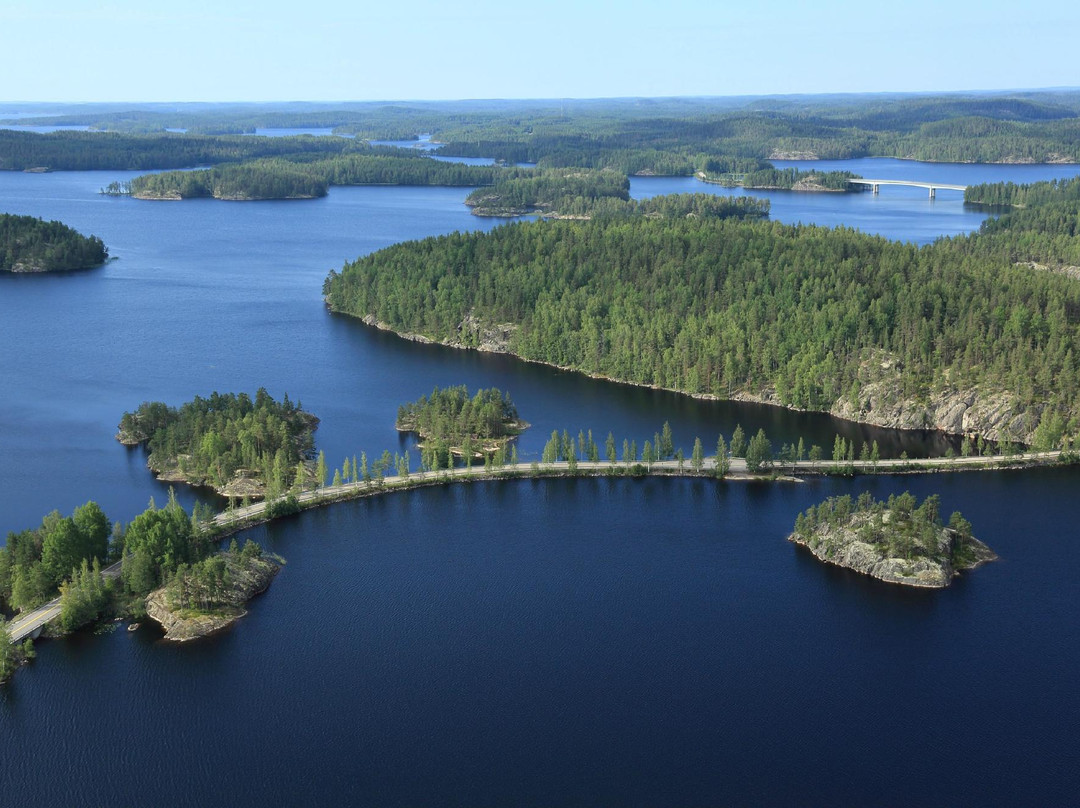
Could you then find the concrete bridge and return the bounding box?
[848,178,967,199]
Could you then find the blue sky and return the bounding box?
[1,0,1077,102]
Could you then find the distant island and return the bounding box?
[699,164,862,192]
[789,492,996,587]
[396,385,527,466]
[0,212,108,272]
[117,390,318,499]
[104,152,523,202]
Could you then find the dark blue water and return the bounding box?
[3,159,1080,805]
[3,473,1078,806]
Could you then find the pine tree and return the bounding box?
[730,425,746,457]
[660,422,674,459]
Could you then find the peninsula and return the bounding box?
[788,492,996,587]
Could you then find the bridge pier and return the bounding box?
[929,187,936,199]
[872,184,879,194]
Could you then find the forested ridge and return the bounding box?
[0,213,107,272]
[325,189,1080,442]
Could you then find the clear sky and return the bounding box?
[1,0,1077,102]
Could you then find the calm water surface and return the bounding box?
[2,159,1079,805]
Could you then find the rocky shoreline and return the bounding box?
[145,555,280,642]
[343,310,1040,444]
[789,509,997,588]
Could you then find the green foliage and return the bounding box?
[120,491,207,596]
[0,621,16,682]
[965,176,1080,207]
[58,558,111,633]
[465,168,628,215]
[0,128,357,171]
[0,213,108,272]
[738,167,860,191]
[129,159,329,200]
[166,555,232,612]
[745,429,773,473]
[1,501,113,611]
[264,495,302,520]
[119,389,318,491]
[729,426,746,458]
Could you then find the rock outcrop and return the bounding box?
[789,512,996,588]
[829,352,1040,443]
[145,555,280,642]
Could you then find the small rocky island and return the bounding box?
[789,492,996,587]
[117,389,318,499]
[396,385,527,462]
[145,542,280,641]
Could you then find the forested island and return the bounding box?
[107,152,528,201]
[0,213,108,272]
[699,164,862,192]
[117,390,318,498]
[465,168,629,216]
[789,492,995,587]
[396,386,526,464]
[325,182,1080,446]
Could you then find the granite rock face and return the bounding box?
[789,515,996,588]
[145,555,280,642]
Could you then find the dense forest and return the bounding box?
[0,213,107,272]
[465,168,629,216]
[740,167,861,191]
[0,129,360,171]
[397,386,524,463]
[325,187,1080,443]
[118,390,318,497]
[964,176,1080,207]
[114,153,525,200]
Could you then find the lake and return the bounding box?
[1,157,1079,805]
